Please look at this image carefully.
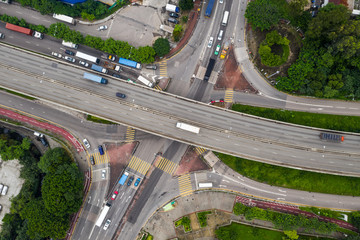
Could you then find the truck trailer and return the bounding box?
[53,14,76,25]
[205,0,215,17]
[176,122,200,134]
[166,4,180,13]
[320,133,344,142]
[118,58,142,69]
[75,51,100,64]
[119,171,129,185]
[83,72,108,84]
[91,64,108,74]
[95,203,111,227]
[5,23,44,39]
[204,58,215,81]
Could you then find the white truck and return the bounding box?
[137,76,154,88]
[176,122,200,134]
[62,40,78,49]
[53,14,76,25]
[166,4,180,13]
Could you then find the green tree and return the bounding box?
[179,0,194,11]
[41,163,83,217]
[0,138,31,161]
[173,24,183,42]
[38,147,71,174]
[284,230,299,239]
[245,0,282,31]
[153,38,170,57]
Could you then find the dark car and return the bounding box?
[90,156,95,165]
[112,73,121,78]
[168,17,179,24]
[40,137,48,147]
[116,92,126,99]
[127,176,134,186]
[169,12,179,18]
[98,145,104,155]
[65,49,75,56]
[134,177,141,187]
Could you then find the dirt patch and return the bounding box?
[246,23,302,82]
[174,146,210,176]
[215,46,257,93]
[105,141,138,196]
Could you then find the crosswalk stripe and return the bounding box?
[156,157,178,175]
[225,89,234,103]
[178,174,193,197]
[195,147,206,155]
[159,60,167,77]
[125,127,135,142]
[128,156,136,169]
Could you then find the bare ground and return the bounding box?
[174,146,210,176]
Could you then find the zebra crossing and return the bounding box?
[128,156,151,176]
[159,60,167,77]
[178,174,193,197]
[154,85,162,91]
[155,157,177,175]
[224,89,234,103]
[89,151,108,165]
[125,127,135,142]
[195,147,206,155]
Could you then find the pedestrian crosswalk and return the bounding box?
[125,127,135,142]
[224,89,234,103]
[195,147,206,155]
[128,156,151,176]
[154,85,162,91]
[89,152,108,165]
[178,174,193,197]
[159,60,167,77]
[155,157,177,175]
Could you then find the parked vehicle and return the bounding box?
[127,176,134,186]
[176,122,200,134]
[98,145,104,155]
[40,137,48,147]
[98,25,108,31]
[51,52,62,58]
[83,139,90,148]
[103,219,111,230]
[118,58,142,69]
[90,156,95,165]
[137,75,154,88]
[112,73,121,78]
[34,131,44,138]
[169,12,179,18]
[65,49,75,56]
[103,61,116,70]
[0,33,4,39]
[168,17,179,24]
[0,184,3,193]
[165,4,180,13]
[62,40,78,49]
[1,185,8,195]
[53,14,76,25]
[115,65,122,72]
[145,65,157,70]
[134,177,141,187]
[111,190,118,200]
[75,51,100,64]
[79,60,89,67]
[5,23,43,39]
[119,171,129,185]
[320,133,344,142]
[91,64,108,74]
[101,169,106,179]
[64,56,75,63]
[83,72,108,84]
[116,92,126,99]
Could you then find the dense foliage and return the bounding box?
[233,203,338,233]
[259,30,290,66]
[153,38,170,57]
[245,0,283,31]
[173,24,183,42]
[0,135,83,240]
[197,211,212,228]
[276,4,360,99]
[179,0,194,11]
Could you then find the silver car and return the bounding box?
[64,56,75,63]
[103,219,111,230]
[79,60,89,67]
[207,37,214,48]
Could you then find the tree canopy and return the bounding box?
[245,0,283,31]
[153,38,171,57]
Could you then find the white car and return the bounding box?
[101,169,106,179]
[83,139,90,148]
[219,0,224,3]
[51,52,62,58]
[103,219,111,230]
[207,37,214,48]
[79,60,89,67]
[98,25,108,31]
[64,56,75,63]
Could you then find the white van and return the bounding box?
[1,185,8,195]
[62,40,79,49]
[218,30,223,40]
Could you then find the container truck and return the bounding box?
[166,4,180,13]
[95,203,111,227]
[91,64,108,74]
[62,40,78,49]
[204,58,215,81]
[53,14,76,25]
[5,23,44,39]
[176,122,200,134]
[118,58,142,69]
[205,0,215,17]
[320,133,344,142]
[119,171,129,185]
[137,76,154,88]
[75,51,100,64]
[83,72,108,84]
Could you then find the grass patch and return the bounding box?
[231,104,360,133]
[197,210,212,228]
[174,216,192,232]
[0,88,36,100]
[216,152,360,196]
[86,115,117,125]
[215,222,332,240]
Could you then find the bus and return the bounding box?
[95,203,111,227]
[222,11,229,26]
[198,183,213,188]
[75,51,100,64]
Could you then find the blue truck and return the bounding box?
[205,0,215,17]
[119,171,129,185]
[83,72,108,84]
[118,58,142,69]
[91,64,108,74]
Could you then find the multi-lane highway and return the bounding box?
[1,45,360,177]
